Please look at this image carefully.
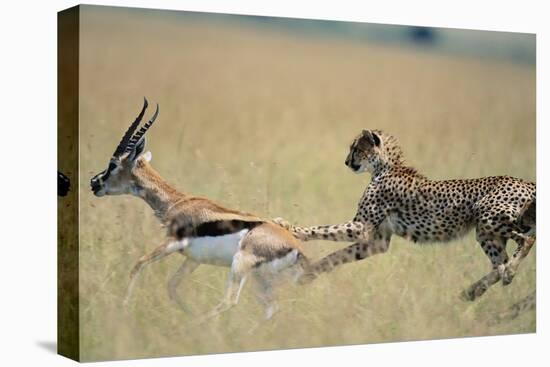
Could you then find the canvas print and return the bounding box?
[58,5,536,362]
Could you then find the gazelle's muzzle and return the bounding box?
[90,172,105,196]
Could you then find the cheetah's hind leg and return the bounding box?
[489,290,536,325]
[501,231,535,286]
[461,237,508,302]
[460,269,502,302]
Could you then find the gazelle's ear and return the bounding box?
[128,138,146,162]
[134,138,146,157]
[142,151,152,162]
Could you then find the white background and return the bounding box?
[0,0,547,366]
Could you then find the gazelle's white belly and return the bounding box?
[171,229,249,267]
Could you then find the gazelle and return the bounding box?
[90,99,311,320]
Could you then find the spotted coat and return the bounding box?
[275,129,536,300]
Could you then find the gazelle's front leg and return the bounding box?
[167,257,200,313]
[124,237,183,306]
[273,218,367,242]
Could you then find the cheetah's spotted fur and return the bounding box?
[275,129,536,301]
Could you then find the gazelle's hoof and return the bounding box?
[265,304,279,320]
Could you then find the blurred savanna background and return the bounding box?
[75,5,535,361]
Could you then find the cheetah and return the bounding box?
[275,129,536,301]
[489,290,536,325]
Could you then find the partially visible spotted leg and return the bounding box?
[502,231,535,286]
[272,218,368,242]
[299,230,391,284]
[490,291,536,325]
[461,237,508,301]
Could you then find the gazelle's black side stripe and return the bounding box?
[174,219,264,239]
[252,248,294,268]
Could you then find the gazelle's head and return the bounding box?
[90,98,158,197]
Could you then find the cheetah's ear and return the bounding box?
[361,129,381,147]
[371,131,381,147]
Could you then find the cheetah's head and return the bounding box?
[345,129,382,174]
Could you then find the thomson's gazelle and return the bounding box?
[90,99,310,320]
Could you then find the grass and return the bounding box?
[75,6,535,361]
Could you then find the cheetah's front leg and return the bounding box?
[298,230,391,284]
[273,218,368,242]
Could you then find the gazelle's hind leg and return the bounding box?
[124,237,182,306]
[245,273,279,334]
[252,273,278,320]
[167,257,200,314]
[197,251,254,323]
[197,271,247,322]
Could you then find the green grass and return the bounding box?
[76,7,535,361]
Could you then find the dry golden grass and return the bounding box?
[76,6,535,361]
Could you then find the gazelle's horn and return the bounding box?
[125,103,159,153]
[112,97,148,158]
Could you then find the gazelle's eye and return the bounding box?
[108,161,123,175]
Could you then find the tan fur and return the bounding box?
[240,223,304,259]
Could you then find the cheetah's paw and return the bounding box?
[502,266,516,286]
[273,217,292,230]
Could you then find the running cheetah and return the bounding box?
[275,129,536,301]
